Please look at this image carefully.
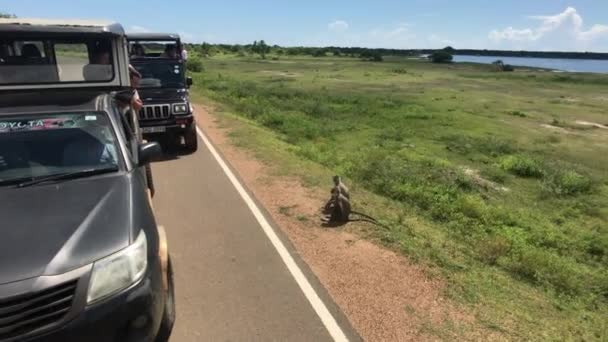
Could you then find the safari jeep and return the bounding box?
[0,19,175,342]
[127,33,198,152]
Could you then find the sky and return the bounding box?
[2,0,608,52]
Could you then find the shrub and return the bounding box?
[312,49,326,57]
[500,155,544,178]
[478,235,511,265]
[508,110,527,117]
[507,248,604,295]
[492,60,515,72]
[360,51,383,62]
[503,64,515,72]
[429,51,453,63]
[542,169,592,196]
[186,57,204,73]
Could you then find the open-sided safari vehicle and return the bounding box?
[0,19,175,342]
[127,33,198,152]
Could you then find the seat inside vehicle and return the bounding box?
[62,132,108,167]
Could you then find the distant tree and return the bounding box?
[443,46,455,53]
[360,50,383,62]
[259,40,270,59]
[429,51,453,63]
[0,12,16,18]
[312,49,326,57]
[200,42,212,57]
[251,40,270,59]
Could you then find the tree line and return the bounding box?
[186,42,608,61]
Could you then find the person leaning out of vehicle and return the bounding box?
[116,65,143,114]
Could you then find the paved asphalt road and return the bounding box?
[150,130,358,341]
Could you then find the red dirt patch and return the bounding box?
[194,104,496,341]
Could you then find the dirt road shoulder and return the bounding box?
[194,103,499,341]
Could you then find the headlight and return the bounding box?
[87,230,147,304]
[172,103,188,114]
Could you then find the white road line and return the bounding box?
[196,126,349,342]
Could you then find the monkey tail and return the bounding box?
[349,211,391,229]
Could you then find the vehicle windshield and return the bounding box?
[0,37,115,85]
[129,40,181,59]
[0,112,121,185]
[132,62,185,88]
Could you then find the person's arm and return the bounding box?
[131,89,143,112]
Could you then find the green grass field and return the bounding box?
[190,54,608,340]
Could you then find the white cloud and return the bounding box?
[489,7,608,49]
[328,20,349,32]
[367,23,416,47]
[578,25,608,41]
[129,25,151,33]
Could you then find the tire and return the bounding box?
[183,124,198,153]
[145,164,155,198]
[155,258,175,342]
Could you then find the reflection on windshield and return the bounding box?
[132,63,185,88]
[0,112,120,185]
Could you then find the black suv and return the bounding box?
[0,19,175,342]
[128,33,198,152]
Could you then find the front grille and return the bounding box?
[139,104,171,120]
[0,281,77,341]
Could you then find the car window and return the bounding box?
[132,62,185,89]
[0,38,115,85]
[55,43,90,82]
[0,112,122,183]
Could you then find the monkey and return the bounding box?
[323,175,350,214]
[333,175,350,199]
[321,176,389,229]
[323,186,351,223]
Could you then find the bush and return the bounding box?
[508,110,527,117]
[478,235,511,265]
[312,49,326,57]
[429,51,453,63]
[543,169,592,196]
[186,57,204,73]
[507,248,603,295]
[500,155,544,178]
[360,51,383,62]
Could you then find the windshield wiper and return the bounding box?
[16,167,119,188]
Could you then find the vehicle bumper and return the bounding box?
[26,264,165,342]
[140,115,195,136]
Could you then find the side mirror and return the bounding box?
[186,76,193,88]
[138,142,162,166]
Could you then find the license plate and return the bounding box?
[142,126,166,133]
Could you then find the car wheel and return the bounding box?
[145,164,155,198]
[155,258,175,342]
[183,124,198,153]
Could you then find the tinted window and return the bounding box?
[132,62,185,88]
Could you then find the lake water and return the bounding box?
[452,55,608,74]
